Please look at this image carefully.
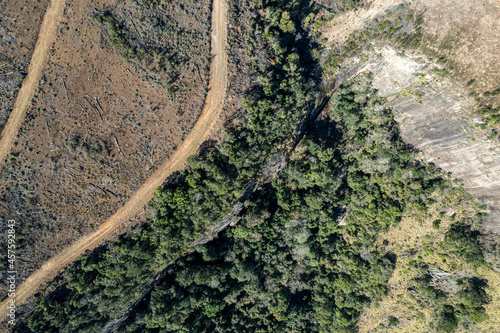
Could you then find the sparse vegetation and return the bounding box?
[91,11,147,63]
[476,105,500,126]
[0,54,26,133]
[67,133,109,159]
[323,5,423,77]
[91,0,211,99]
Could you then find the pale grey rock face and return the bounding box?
[389,89,500,233]
[369,49,500,233]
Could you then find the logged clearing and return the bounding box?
[0,0,213,286]
[0,0,66,166]
[0,0,228,321]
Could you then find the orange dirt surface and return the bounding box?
[0,0,65,167]
[0,0,227,323]
[0,0,50,134]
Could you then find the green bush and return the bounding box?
[482,234,500,272]
[440,224,485,266]
[437,308,458,333]
[67,134,109,159]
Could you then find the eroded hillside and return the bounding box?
[318,0,500,331]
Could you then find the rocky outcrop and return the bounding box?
[369,49,500,233]
[389,89,500,233]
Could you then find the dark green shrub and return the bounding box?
[441,224,485,266]
[437,308,458,333]
[433,220,441,230]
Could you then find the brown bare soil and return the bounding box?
[417,0,500,92]
[0,0,66,166]
[0,0,67,209]
[0,0,211,294]
[0,0,50,143]
[320,0,401,46]
[0,0,227,323]
[0,0,210,300]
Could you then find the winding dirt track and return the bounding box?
[0,0,228,322]
[0,0,66,167]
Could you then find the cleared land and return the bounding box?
[0,0,213,288]
[0,0,227,322]
[0,0,66,166]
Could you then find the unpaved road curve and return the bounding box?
[0,0,66,167]
[0,0,228,322]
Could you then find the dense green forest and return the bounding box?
[23,78,492,331]
[114,79,490,333]
[18,0,498,332]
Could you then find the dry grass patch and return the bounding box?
[359,183,499,332]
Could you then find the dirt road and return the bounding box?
[0,0,227,322]
[0,0,66,167]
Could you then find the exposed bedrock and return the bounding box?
[390,89,500,233]
[368,49,500,233]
